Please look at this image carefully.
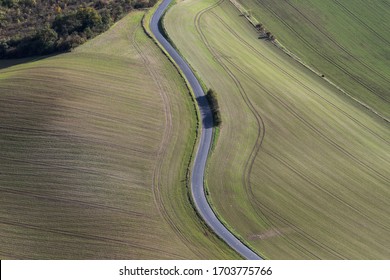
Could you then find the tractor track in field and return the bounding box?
[283,0,390,85]
[254,0,389,103]
[224,56,390,184]
[194,0,268,229]
[228,0,390,221]
[331,0,390,45]
[261,148,390,232]
[211,10,389,145]
[209,4,389,184]
[223,56,390,238]
[131,24,199,258]
[154,0,261,259]
[195,0,389,258]
[195,0,341,259]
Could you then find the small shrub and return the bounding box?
[206,89,222,127]
[255,23,265,33]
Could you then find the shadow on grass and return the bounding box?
[0,53,62,70]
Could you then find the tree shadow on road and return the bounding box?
[196,95,215,129]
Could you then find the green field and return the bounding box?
[236,0,390,119]
[0,11,237,259]
[165,0,390,259]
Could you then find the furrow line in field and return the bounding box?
[1,93,153,126]
[225,57,390,185]
[195,0,338,259]
[131,24,197,257]
[154,0,260,259]
[254,0,389,103]
[219,51,383,258]
[221,58,348,259]
[213,8,390,182]
[0,250,32,260]
[211,11,389,145]
[0,156,113,175]
[195,0,269,239]
[0,188,152,218]
[331,0,390,45]
[0,219,185,259]
[283,0,390,85]
[0,85,147,108]
[250,195,346,259]
[262,149,390,232]
[210,6,390,195]
[0,132,156,158]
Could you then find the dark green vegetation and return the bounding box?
[237,0,390,119]
[166,0,390,259]
[0,0,158,58]
[0,11,238,259]
[206,89,222,126]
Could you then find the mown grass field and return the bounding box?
[236,0,390,119]
[165,0,390,259]
[0,10,237,259]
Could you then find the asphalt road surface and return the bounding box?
[150,0,262,260]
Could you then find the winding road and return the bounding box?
[150,0,262,260]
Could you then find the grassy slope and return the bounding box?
[0,11,237,259]
[237,0,390,119]
[165,0,390,259]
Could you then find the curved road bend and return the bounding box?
[151,0,262,260]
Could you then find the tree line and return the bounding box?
[255,23,275,41]
[0,0,158,58]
